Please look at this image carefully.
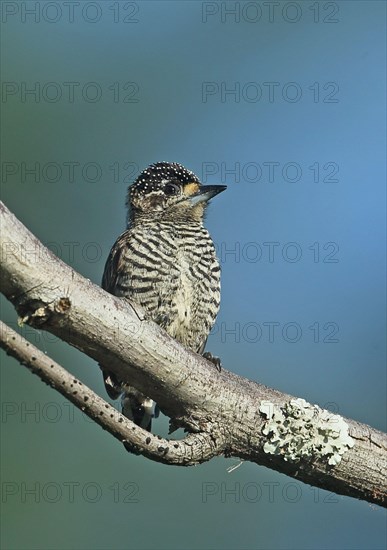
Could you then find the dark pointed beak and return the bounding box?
[189,185,227,205]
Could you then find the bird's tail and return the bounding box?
[101,368,157,431]
[121,389,155,432]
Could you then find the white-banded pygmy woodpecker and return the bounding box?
[100,161,226,430]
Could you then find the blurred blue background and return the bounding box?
[1,1,386,549]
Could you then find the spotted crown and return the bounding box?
[129,162,200,198]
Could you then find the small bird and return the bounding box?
[100,161,226,430]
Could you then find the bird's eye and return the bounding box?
[164,183,180,196]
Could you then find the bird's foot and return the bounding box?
[203,351,222,372]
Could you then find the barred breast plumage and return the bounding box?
[101,162,226,431]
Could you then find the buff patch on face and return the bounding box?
[183,182,201,197]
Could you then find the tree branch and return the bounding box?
[0,321,220,465]
[0,200,386,508]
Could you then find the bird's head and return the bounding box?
[127,162,226,224]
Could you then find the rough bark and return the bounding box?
[0,200,386,508]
